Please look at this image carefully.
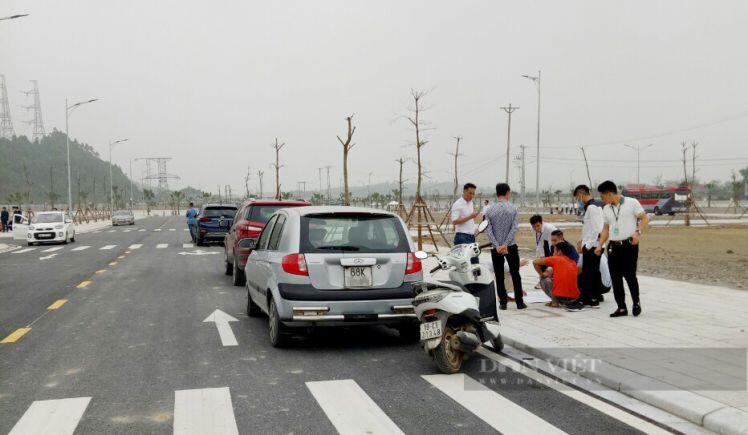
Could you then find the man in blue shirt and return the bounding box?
[186,202,199,242]
[485,183,526,310]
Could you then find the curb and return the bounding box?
[501,329,748,435]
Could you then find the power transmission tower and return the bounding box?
[500,103,519,183]
[23,80,45,141]
[0,74,15,138]
[271,138,285,200]
[141,157,179,200]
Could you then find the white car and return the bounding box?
[15,211,76,246]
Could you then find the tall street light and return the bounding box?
[624,143,653,185]
[65,98,98,214]
[522,71,541,208]
[109,138,129,215]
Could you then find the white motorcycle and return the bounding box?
[412,221,503,374]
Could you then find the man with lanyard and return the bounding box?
[568,184,605,309]
[186,202,199,243]
[530,214,556,288]
[595,181,649,317]
[451,183,480,264]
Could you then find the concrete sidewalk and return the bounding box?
[427,254,748,434]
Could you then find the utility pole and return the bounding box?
[23,80,45,141]
[367,172,373,206]
[624,143,653,185]
[272,138,285,200]
[317,167,323,195]
[522,70,541,207]
[691,141,698,187]
[516,144,526,206]
[325,165,332,205]
[0,75,15,139]
[218,184,222,204]
[257,170,264,199]
[300,181,306,199]
[500,104,519,183]
[580,146,593,188]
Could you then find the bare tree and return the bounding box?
[395,157,407,204]
[449,136,462,201]
[257,170,264,199]
[337,114,356,206]
[271,138,285,200]
[406,89,430,200]
[244,166,251,198]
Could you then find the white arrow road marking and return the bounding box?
[182,243,194,248]
[422,374,567,434]
[99,245,117,250]
[307,379,403,435]
[71,245,90,251]
[156,243,168,249]
[39,253,57,260]
[173,387,239,435]
[9,396,91,435]
[203,309,238,346]
[41,246,64,252]
[178,249,219,256]
[13,248,36,253]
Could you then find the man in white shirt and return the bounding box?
[451,183,480,264]
[569,184,606,308]
[530,214,557,258]
[595,180,649,318]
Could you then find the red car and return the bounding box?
[224,199,310,286]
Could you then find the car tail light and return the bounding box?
[198,217,210,222]
[238,224,262,239]
[405,252,422,275]
[282,253,308,276]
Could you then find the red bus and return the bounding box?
[621,185,690,215]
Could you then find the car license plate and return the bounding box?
[420,320,442,340]
[38,233,53,239]
[344,266,372,288]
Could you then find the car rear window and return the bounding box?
[246,205,285,223]
[203,207,237,217]
[299,213,409,253]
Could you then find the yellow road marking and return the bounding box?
[95,269,106,274]
[47,299,68,310]
[109,261,117,266]
[1,327,31,343]
[77,281,92,289]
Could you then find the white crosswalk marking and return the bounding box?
[8,396,91,435]
[128,244,142,250]
[154,228,162,232]
[157,243,168,249]
[169,228,176,231]
[306,379,404,435]
[108,229,116,233]
[71,246,91,251]
[138,229,146,232]
[422,374,566,434]
[123,229,132,233]
[173,387,239,435]
[41,246,64,252]
[99,245,117,250]
[183,243,193,248]
[183,228,189,231]
[12,248,36,254]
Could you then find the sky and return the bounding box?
[2,0,748,196]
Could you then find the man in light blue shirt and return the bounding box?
[186,202,199,242]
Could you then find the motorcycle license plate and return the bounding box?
[420,320,442,340]
[344,266,372,288]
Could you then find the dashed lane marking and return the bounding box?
[128,244,142,250]
[47,299,68,310]
[95,270,106,274]
[41,246,64,253]
[156,243,168,249]
[154,229,162,232]
[12,248,36,254]
[70,245,91,251]
[1,328,32,344]
[76,281,92,289]
[117,255,126,259]
[99,245,116,250]
[109,261,117,266]
[138,229,146,232]
[169,228,176,231]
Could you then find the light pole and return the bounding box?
[109,138,128,216]
[522,71,541,208]
[624,143,653,185]
[65,98,98,215]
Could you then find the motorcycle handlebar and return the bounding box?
[429,264,441,274]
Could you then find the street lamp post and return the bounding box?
[624,143,653,185]
[65,98,98,215]
[109,138,128,216]
[522,71,541,208]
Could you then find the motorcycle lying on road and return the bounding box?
[412,220,502,374]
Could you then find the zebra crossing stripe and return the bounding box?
[8,396,91,435]
[128,244,142,250]
[156,244,168,249]
[41,247,64,253]
[169,228,176,231]
[306,379,404,435]
[138,229,146,232]
[154,229,162,232]
[12,248,36,254]
[422,374,567,434]
[99,245,117,250]
[70,246,91,251]
[173,387,239,435]
[183,243,194,248]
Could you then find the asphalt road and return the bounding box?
[0,216,666,434]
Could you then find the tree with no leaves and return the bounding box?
[337,115,356,206]
[406,89,430,201]
[271,138,285,200]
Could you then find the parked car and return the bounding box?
[192,204,238,246]
[22,211,76,246]
[244,206,423,347]
[112,209,135,226]
[224,199,310,286]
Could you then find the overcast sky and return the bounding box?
[3,0,747,195]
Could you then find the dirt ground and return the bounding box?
[467,224,748,290]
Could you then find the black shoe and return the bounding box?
[565,301,585,312]
[516,302,527,310]
[633,303,641,317]
[588,299,600,307]
[598,294,605,302]
[499,304,508,311]
[610,308,628,318]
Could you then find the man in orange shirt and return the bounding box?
[532,241,581,308]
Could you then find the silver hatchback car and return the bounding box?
[244,206,424,347]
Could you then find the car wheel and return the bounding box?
[70,232,75,243]
[232,256,246,286]
[397,324,420,343]
[62,232,68,245]
[247,289,262,318]
[268,297,290,348]
[224,251,233,276]
[27,242,34,246]
[196,237,203,246]
[653,206,661,216]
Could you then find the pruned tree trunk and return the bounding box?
[337,115,356,206]
[272,138,285,200]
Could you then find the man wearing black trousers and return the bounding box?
[485,183,526,310]
[595,181,649,317]
[567,184,605,309]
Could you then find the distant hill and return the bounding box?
[0,131,137,209]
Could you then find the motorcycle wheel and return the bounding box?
[491,334,504,353]
[433,326,463,374]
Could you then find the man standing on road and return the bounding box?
[595,181,649,318]
[186,202,199,243]
[1,207,8,232]
[569,184,606,309]
[485,183,526,310]
[451,183,480,264]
